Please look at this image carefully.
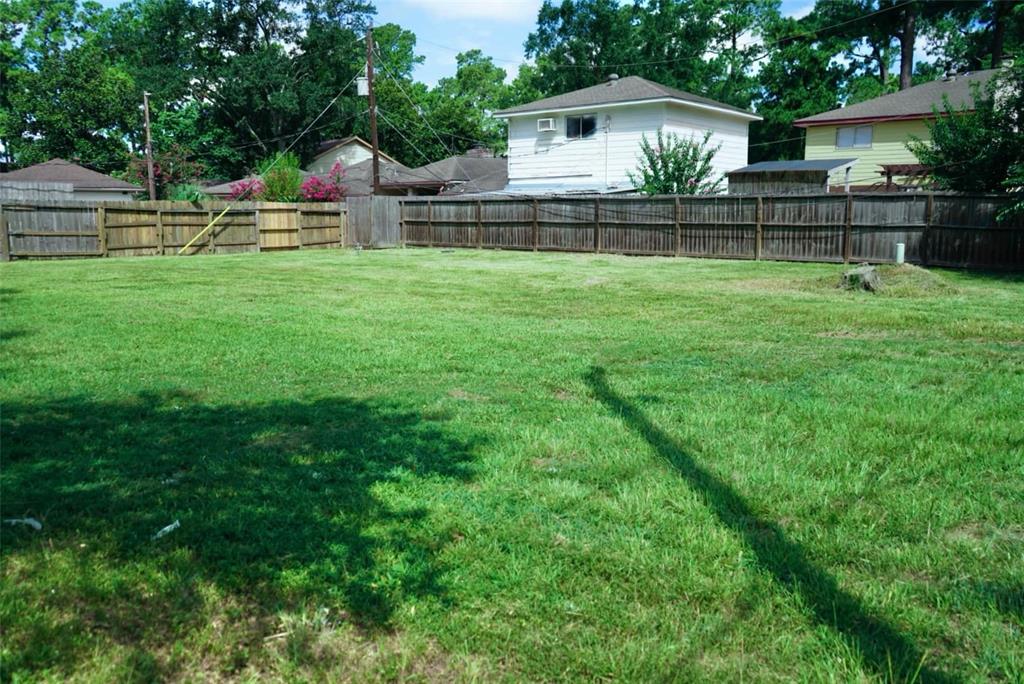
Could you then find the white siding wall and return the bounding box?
[506,101,751,192]
[662,104,750,188]
[506,103,666,189]
[306,143,374,175]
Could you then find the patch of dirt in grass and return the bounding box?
[448,388,488,402]
[945,523,1024,544]
[582,276,608,287]
[552,388,575,401]
[815,329,906,340]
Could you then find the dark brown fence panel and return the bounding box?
[430,201,475,247]
[480,199,534,249]
[761,195,844,262]
[600,197,675,254]
[537,199,594,251]
[850,194,926,263]
[680,196,756,258]
[928,195,1024,268]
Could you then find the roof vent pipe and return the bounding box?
[606,73,619,85]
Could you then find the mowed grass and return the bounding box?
[1,249,1022,683]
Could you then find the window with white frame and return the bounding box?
[566,114,597,139]
[836,125,872,148]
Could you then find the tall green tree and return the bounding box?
[907,64,1023,193]
[752,13,848,162]
[524,0,637,94]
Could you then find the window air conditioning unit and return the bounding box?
[537,117,556,132]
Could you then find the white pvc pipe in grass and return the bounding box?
[895,242,905,264]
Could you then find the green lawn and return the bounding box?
[1,249,1021,682]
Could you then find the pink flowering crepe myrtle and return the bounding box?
[301,161,348,201]
[227,177,265,201]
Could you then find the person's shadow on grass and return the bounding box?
[2,391,478,675]
[585,366,955,684]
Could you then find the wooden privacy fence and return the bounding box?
[0,200,348,260]
[400,193,1024,269]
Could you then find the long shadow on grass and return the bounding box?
[585,366,954,684]
[1,391,476,673]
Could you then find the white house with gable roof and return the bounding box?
[492,75,761,194]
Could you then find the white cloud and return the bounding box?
[395,0,542,22]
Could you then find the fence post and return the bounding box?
[155,209,165,255]
[427,200,434,248]
[921,192,933,267]
[296,207,304,249]
[208,210,216,254]
[754,196,763,260]
[96,206,107,258]
[532,199,539,251]
[476,200,483,248]
[398,201,405,247]
[842,194,853,263]
[673,196,681,257]
[0,204,9,262]
[251,209,260,252]
[594,197,602,253]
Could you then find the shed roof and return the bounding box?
[794,70,999,126]
[728,159,858,175]
[0,158,141,191]
[493,76,759,120]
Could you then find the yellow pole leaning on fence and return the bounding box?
[177,205,232,255]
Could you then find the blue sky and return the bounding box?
[95,0,816,86]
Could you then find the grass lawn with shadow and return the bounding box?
[1,249,1022,681]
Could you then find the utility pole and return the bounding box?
[365,26,381,194]
[143,91,156,200]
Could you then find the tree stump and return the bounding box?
[841,264,881,292]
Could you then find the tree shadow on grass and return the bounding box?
[1,391,478,676]
[585,366,955,684]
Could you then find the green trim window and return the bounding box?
[836,125,872,148]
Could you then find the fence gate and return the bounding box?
[347,196,401,247]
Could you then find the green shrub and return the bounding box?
[256,152,303,202]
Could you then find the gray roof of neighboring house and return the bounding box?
[728,159,858,174]
[0,158,141,191]
[493,75,758,118]
[794,70,1000,126]
[383,156,508,195]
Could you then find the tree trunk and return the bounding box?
[991,0,1008,67]
[899,3,916,90]
[871,42,888,85]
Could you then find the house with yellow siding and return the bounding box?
[794,70,1000,189]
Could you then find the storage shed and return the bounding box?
[727,158,857,195]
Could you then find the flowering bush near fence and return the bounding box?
[301,162,347,202]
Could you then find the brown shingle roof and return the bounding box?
[493,75,758,118]
[794,70,1000,126]
[0,158,141,191]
